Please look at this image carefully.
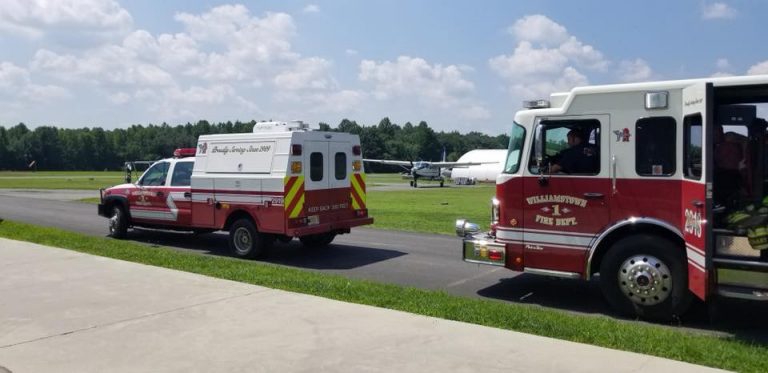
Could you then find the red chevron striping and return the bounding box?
[351,187,365,209]
[284,176,298,192]
[353,173,366,192]
[285,183,305,214]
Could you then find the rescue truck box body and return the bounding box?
[456,74,768,320]
[99,121,372,257]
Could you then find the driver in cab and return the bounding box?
[550,129,598,174]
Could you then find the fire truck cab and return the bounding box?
[99,121,373,258]
[457,74,768,320]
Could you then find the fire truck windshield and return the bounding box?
[504,122,525,173]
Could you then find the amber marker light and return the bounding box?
[352,160,362,171]
[291,161,302,174]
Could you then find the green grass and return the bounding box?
[367,183,495,234]
[0,171,124,190]
[0,219,765,372]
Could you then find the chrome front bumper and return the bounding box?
[456,219,505,266]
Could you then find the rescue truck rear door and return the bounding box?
[303,140,352,219]
[681,82,714,300]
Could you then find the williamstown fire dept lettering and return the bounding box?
[527,194,587,227]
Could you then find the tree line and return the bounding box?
[0,118,509,171]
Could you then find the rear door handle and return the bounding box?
[184,192,191,198]
[156,191,164,198]
[583,192,604,199]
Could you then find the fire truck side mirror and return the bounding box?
[124,163,132,183]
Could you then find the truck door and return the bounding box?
[132,161,174,223]
[168,161,194,226]
[522,115,611,275]
[681,82,714,300]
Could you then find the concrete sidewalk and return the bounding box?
[0,238,726,373]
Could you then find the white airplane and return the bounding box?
[363,158,487,188]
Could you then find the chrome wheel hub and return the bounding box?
[617,255,672,306]
[234,227,252,253]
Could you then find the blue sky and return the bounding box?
[1,0,766,135]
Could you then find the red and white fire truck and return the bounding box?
[98,121,373,258]
[457,74,768,320]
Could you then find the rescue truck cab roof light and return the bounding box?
[523,99,551,109]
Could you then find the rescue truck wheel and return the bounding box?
[229,219,268,259]
[299,232,336,248]
[108,205,128,239]
[599,234,691,321]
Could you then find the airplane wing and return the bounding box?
[429,161,498,168]
[363,159,413,167]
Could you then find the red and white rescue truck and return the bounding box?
[456,74,768,320]
[98,120,373,258]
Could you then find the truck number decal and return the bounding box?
[684,208,703,238]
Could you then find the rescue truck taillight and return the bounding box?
[352,145,361,156]
[291,144,302,155]
[173,148,196,158]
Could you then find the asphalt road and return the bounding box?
[1,193,767,342]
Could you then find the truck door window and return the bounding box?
[684,114,703,180]
[310,152,323,181]
[139,162,169,186]
[171,162,194,186]
[529,119,600,175]
[335,152,347,180]
[636,117,676,176]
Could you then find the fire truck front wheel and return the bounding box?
[229,219,270,259]
[599,234,692,321]
[108,205,128,239]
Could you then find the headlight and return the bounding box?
[491,197,500,225]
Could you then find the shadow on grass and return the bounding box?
[477,273,768,345]
[125,228,407,270]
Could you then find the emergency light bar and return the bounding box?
[523,100,551,109]
[173,148,196,158]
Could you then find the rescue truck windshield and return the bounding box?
[504,122,525,173]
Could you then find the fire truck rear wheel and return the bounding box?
[599,234,691,321]
[229,219,269,259]
[299,232,336,249]
[108,205,128,239]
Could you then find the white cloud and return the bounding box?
[359,56,489,119]
[490,14,610,101]
[716,58,731,70]
[0,61,70,102]
[274,57,334,91]
[748,61,768,75]
[345,49,358,56]
[0,0,132,39]
[508,14,569,46]
[702,2,737,20]
[618,59,653,82]
[303,4,320,13]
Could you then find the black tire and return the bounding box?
[108,205,128,239]
[228,219,270,259]
[299,232,336,249]
[599,234,692,321]
[276,235,293,244]
[439,181,444,187]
